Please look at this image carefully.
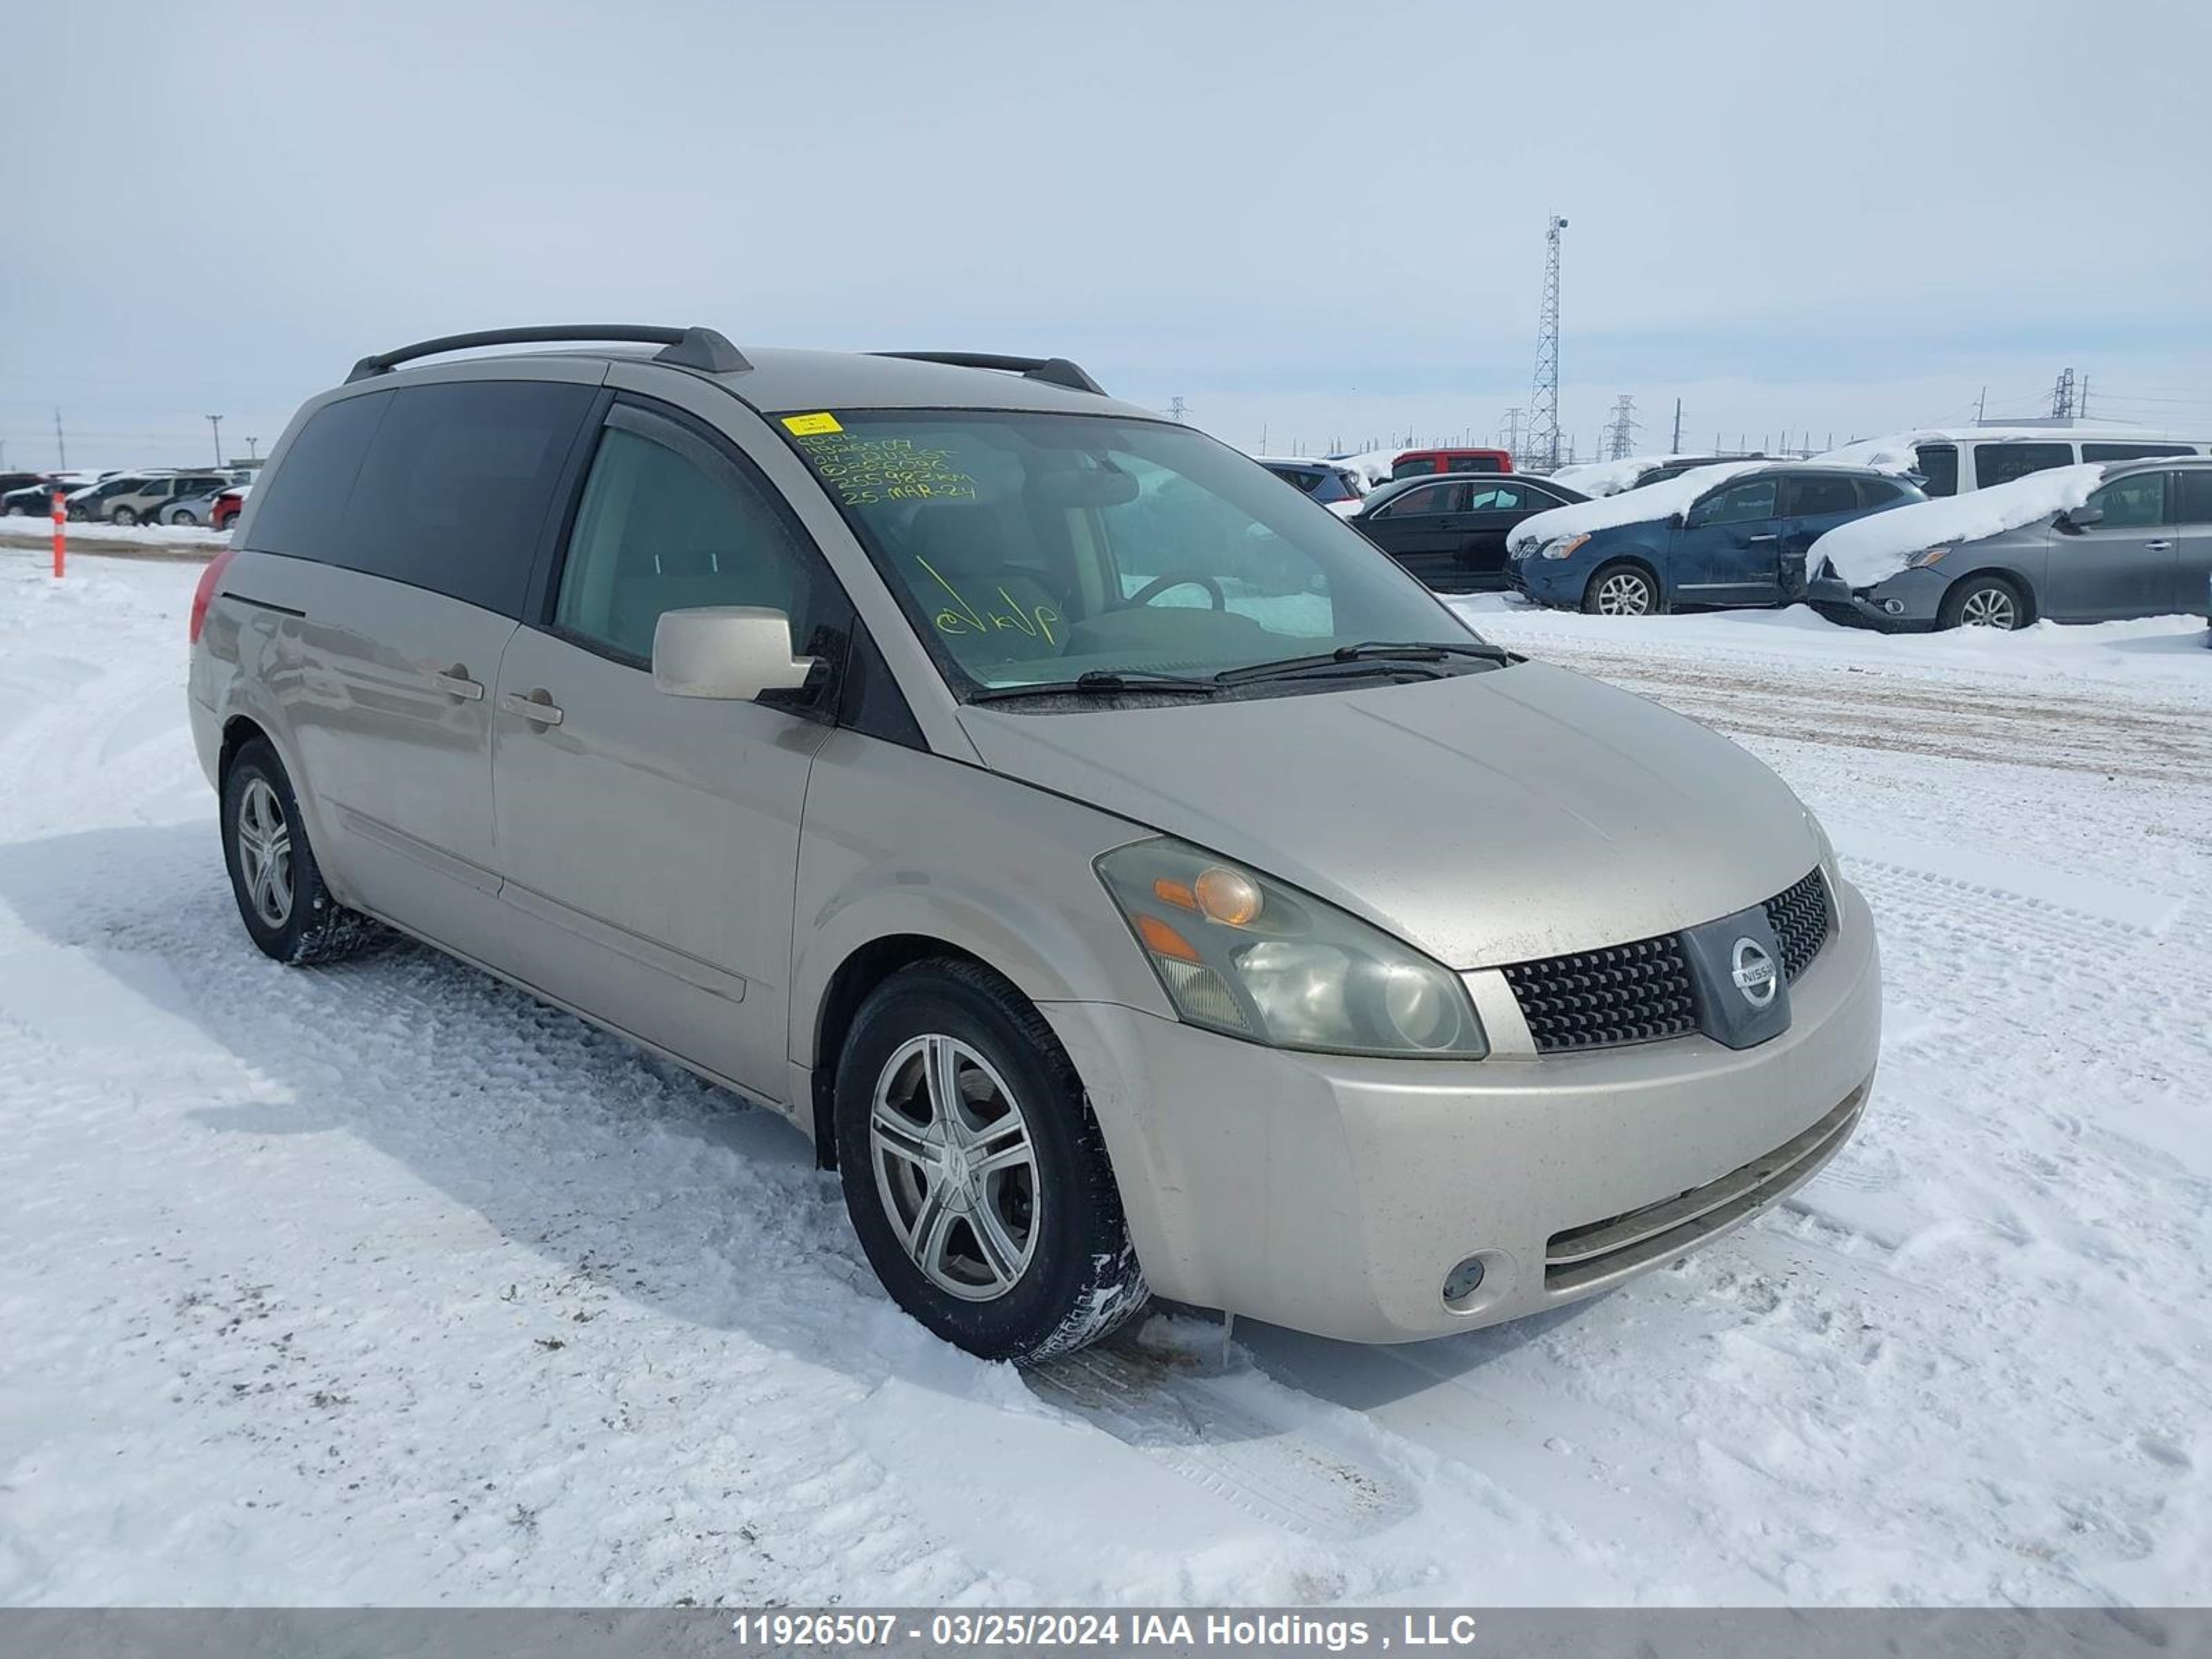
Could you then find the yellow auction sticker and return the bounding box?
[781,412,843,435]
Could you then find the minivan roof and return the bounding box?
[347,328,1158,422]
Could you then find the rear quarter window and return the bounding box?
[1971,442,2073,490]
[242,391,391,561]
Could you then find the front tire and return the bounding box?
[110,506,138,526]
[1940,574,2027,630]
[1583,562,1665,617]
[220,739,378,964]
[834,959,1147,1361]
[171,508,200,526]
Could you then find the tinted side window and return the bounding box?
[346,380,595,615]
[1686,478,1779,527]
[553,411,830,668]
[1856,477,1906,507]
[1974,442,2073,489]
[2175,471,2212,524]
[2086,471,2168,528]
[1390,457,1438,479]
[1377,482,1462,517]
[1912,444,1958,497]
[2081,442,2194,462]
[1446,454,1504,473]
[1784,476,1859,518]
[1465,482,1533,511]
[243,391,391,560]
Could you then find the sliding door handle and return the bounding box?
[500,688,564,726]
[430,664,485,700]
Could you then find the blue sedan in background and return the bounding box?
[1510,465,1923,615]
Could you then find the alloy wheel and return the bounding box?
[236,777,294,928]
[869,1033,1040,1302]
[1595,571,1653,616]
[1958,587,2018,629]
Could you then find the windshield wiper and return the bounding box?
[968,669,1225,704]
[1215,639,1515,686]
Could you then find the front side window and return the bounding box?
[556,411,825,666]
[2085,471,2169,529]
[1974,442,2073,490]
[1685,477,1779,528]
[1913,443,1959,497]
[1390,456,1438,479]
[787,412,1481,695]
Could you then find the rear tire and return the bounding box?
[172,508,199,526]
[1940,574,2027,631]
[110,506,138,526]
[834,958,1148,1361]
[1583,562,1665,617]
[220,739,379,965]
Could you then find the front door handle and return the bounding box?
[2144,540,2174,551]
[1745,533,1779,544]
[501,688,565,726]
[430,664,485,701]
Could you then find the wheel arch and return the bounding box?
[1584,551,1666,605]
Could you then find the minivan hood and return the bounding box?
[956,662,1821,970]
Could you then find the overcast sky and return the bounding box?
[6,0,2209,470]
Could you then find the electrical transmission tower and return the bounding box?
[1501,406,1526,462]
[2050,368,2075,421]
[1528,214,1566,469]
[1604,394,1639,461]
[1167,395,1189,423]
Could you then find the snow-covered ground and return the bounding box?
[2,555,2208,1608]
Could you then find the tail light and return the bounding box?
[189,545,238,644]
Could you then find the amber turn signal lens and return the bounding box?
[1136,914,1201,962]
[1152,877,1197,910]
[1193,867,1263,926]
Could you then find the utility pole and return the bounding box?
[245,436,259,461]
[207,415,225,466]
[2079,376,2090,422]
[2051,368,2076,421]
[1670,397,1683,453]
[1529,214,1567,469]
[54,409,66,469]
[1976,386,1987,424]
[1604,394,1639,461]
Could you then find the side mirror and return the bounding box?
[652,607,818,701]
[2059,504,2103,530]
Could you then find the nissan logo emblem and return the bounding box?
[1731,937,1778,1009]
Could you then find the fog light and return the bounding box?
[1441,1256,1486,1303]
[1881,599,1906,615]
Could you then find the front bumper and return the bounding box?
[1505,552,1584,610]
[1808,570,1947,632]
[1046,875,1882,1343]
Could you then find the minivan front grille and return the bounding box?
[1499,934,1698,1053]
[1500,869,1833,1054]
[1763,869,1833,984]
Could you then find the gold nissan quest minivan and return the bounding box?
[188,325,1880,1359]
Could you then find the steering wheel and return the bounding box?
[1127,572,1226,610]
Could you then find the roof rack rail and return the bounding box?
[872,351,1107,396]
[346,325,750,384]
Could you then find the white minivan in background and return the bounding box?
[1830,427,2212,498]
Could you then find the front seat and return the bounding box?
[906,505,1065,662]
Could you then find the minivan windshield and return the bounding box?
[789,411,1488,697]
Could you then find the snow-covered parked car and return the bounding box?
[1808,458,2212,631]
[189,322,1881,1360]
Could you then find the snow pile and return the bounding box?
[1507,459,1778,554]
[1549,454,1712,498]
[1811,462,2101,587]
[1329,448,1400,488]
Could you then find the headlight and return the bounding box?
[1806,809,1841,896]
[1541,534,1589,560]
[1906,545,1952,568]
[1096,838,1486,1059]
